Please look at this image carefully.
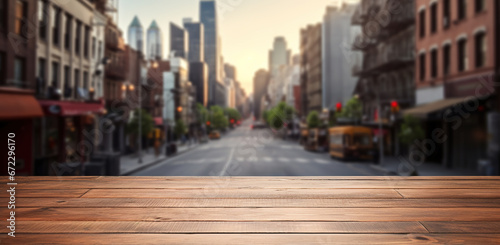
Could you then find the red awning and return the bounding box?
[0,88,44,120]
[39,100,106,116]
[154,117,163,126]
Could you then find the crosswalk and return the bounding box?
[198,144,303,151]
[172,157,332,165]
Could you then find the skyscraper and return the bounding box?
[170,22,189,59]
[127,16,144,54]
[147,20,163,60]
[322,4,360,109]
[253,69,270,120]
[183,19,204,62]
[269,37,291,79]
[200,0,221,105]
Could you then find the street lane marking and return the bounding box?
[263,157,273,162]
[297,158,308,163]
[278,157,289,162]
[219,147,236,176]
[314,158,330,165]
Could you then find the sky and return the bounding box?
[118,0,358,94]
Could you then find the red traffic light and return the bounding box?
[336,103,342,112]
[230,119,235,124]
[391,101,400,113]
[206,121,211,126]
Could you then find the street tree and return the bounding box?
[307,111,321,129]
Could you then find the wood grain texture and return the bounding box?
[2,234,500,245]
[4,207,500,222]
[2,177,500,244]
[5,198,500,208]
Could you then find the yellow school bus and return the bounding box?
[305,128,329,152]
[329,126,374,161]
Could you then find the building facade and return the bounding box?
[189,61,209,107]
[127,16,144,54]
[300,23,323,116]
[183,19,204,62]
[406,0,497,170]
[322,4,361,109]
[146,20,163,60]
[200,0,221,106]
[170,22,189,59]
[253,69,270,119]
[269,37,291,79]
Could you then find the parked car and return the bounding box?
[251,122,266,130]
[209,130,221,140]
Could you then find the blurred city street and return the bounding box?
[133,120,382,176]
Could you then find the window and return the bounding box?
[419,53,426,81]
[475,33,486,68]
[51,61,59,87]
[92,37,96,58]
[419,10,425,38]
[443,45,451,75]
[0,0,5,32]
[74,69,80,98]
[15,0,27,35]
[458,39,468,72]
[37,1,48,39]
[431,49,438,78]
[63,66,71,98]
[0,53,5,83]
[75,21,81,55]
[14,57,25,85]
[98,41,102,59]
[52,6,61,46]
[83,71,89,89]
[64,14,72,50]
[458,0,467,20]
[430,4,437,34]
[475,0,485,13]
[84,26,90,58]
[38,58,46,83]
[443,0,450,29]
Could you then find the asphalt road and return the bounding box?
[133,120,384,176]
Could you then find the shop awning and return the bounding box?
[0,88,43,120]
[39,100,106,116]
[403,97,468,119]
[154,117,163,126]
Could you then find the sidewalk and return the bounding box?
[370,156,480,176]
[120,142,199,176]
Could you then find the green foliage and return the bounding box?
[127,109,154,136]
[225,108,241,123]
[174,119,187,138]
[262,110,270,123]
[307,111,321,129]
[210,106,228,130]
[196,103,209,125]
[398,115,425,146]
[265,102,295,130]
[338,97,363,122]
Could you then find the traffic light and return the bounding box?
[336,102,342,113]
[230,119,235,124]
[391,101,400,113]
[206,121,211,126]
[177,106,183,113]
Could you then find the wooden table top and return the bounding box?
[1,176,500,244]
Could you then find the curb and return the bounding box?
[369,164,400,176]
[121,144,201,176]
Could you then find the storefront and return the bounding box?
[0,88,44,176]
[34,100,105,175]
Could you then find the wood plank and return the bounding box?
[2,234,500,245]
[422,222,500,233]
[5,208,500,222]
[14,221,427,234]
[13,179,500,189]
[0,189,89,198]
[5,198,500,208]
[397,189,500,199]
[81,188,402,199]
